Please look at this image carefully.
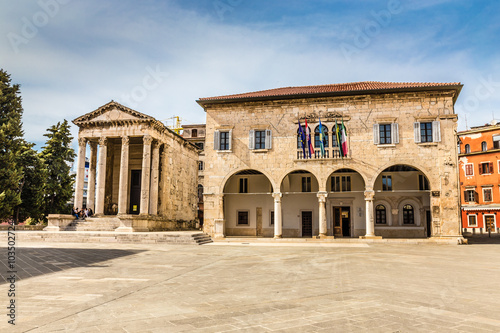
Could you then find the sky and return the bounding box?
[1,0,500,150]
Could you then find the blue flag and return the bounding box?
[298,119,307,158]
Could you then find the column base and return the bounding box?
[115,226,134,233]
[359,235,383,239]
[319,235,335,239]
[274,235,282,239]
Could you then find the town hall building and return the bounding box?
[197,81,464,239]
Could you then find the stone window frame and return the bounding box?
[479,161,493,175]
[493,135,500,149]
[465,163,474,176]
[397,199,421,226]
[374,199,392,226]
[483,187,493,202]
[467,214,477,227]
[237,210,250,226]
[464,189,477,203]
[373,117,399,147]
[481,141,488,152]
[214,127,233,152]
[414,118,441,144]
[249,128,272,151]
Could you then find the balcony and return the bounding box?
[296,148,349,160]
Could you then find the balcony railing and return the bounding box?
[296,148,349,160]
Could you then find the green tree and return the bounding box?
[40,120,76,215]
[0,69,24,221]
[14,141,46,223]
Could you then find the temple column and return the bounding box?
[74,137,87,209]
[140,135,153,215]
[95,137,107,216]
[87,141,97,212]
[317,191,328,237]
[273,192,282,238]
[117,136,130,215]
[149,142,160,215]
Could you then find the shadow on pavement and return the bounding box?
[465,235,500,245]
[0,247,144,283]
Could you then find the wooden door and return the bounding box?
[333,207,342,237]
[485,216,495,232]
[302,211,312,237]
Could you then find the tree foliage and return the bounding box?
[40,120,76,215]
[0,69,24,220]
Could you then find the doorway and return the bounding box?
[129,170,141,214]
[426,210,431,237]
[333,206,351,237]
[302,211,312,237]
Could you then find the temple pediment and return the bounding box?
[73,101,155,125]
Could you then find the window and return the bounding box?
[270,211,274,225]
[198,161,204,171]
[414,121,441,143]
[479,162,493,174]
[197,184,203,203]
[302,177,311,192]
[418,174,430,190]
[297,126,309,148]
[191,129,198,138]
[382,175,392,191]
[373,123,399,145]
[239,178,248,193]
[380,124,391,144]
[249,130,272,150]
[420,122,433,143]
[494,135,500,149]
[468,215,477,227]
[331,125,338,147]
[195,142,204,150]
[314,126,329,148]
[403,204,414,224]
[214,130,231,151]
[465,164,474,176]
[237,211,249,225]
[375,205,386,224]
[482,141,487,152]
[483,188,493,202]
[331,176,351,192]
[458,144,461,154]
[464,190,477,202]
[465,144,470,153]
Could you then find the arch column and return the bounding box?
[214,194,225,238]
[74,137,87,209]
[140,135,153,215]
[317,191,328,237]
[95,137,107,215]
[117,136,129,215]
[273,192,282,238]
[361,189,382,239]
[87,141,97,212]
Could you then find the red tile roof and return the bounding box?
[198,81,462,103]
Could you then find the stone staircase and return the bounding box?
[63,217,120,231]
[1,230,213,245]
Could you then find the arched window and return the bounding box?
[297,126,309,148]
[331,125,338,147]
[481,141,487,152]
[465,144,470,153]
[375,205,386,224]
[314,126,329,148]
[403,204,414,224]
[192,129,198,138]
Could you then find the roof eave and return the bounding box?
[197,84,464,107]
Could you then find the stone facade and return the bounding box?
[71,101,199,231]
[198,82,464,239]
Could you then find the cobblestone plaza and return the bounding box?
[2,239,500,332]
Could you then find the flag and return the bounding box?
[335,118,342,158]
[298,118,306,158]
[305,118,314,158]
[318,117,326,158]
[341,118,348,157]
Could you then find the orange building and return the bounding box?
[458,123,500,235]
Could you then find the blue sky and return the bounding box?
[1,0,500,149]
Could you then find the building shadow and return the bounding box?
[464,234,500,245]
[0,247,144,283]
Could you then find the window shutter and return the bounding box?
[479,164,483,175]
[414,122,421,143]
[489,162,494,173]
[265,129,272,149]
[249,130,255,150]
[392,123,399,144]
[214,130,220,150]
[228,130,232,151]
[474,191,479,203]
[463,191,468,202]
[432,121,441,142]
[373,124,380,144]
